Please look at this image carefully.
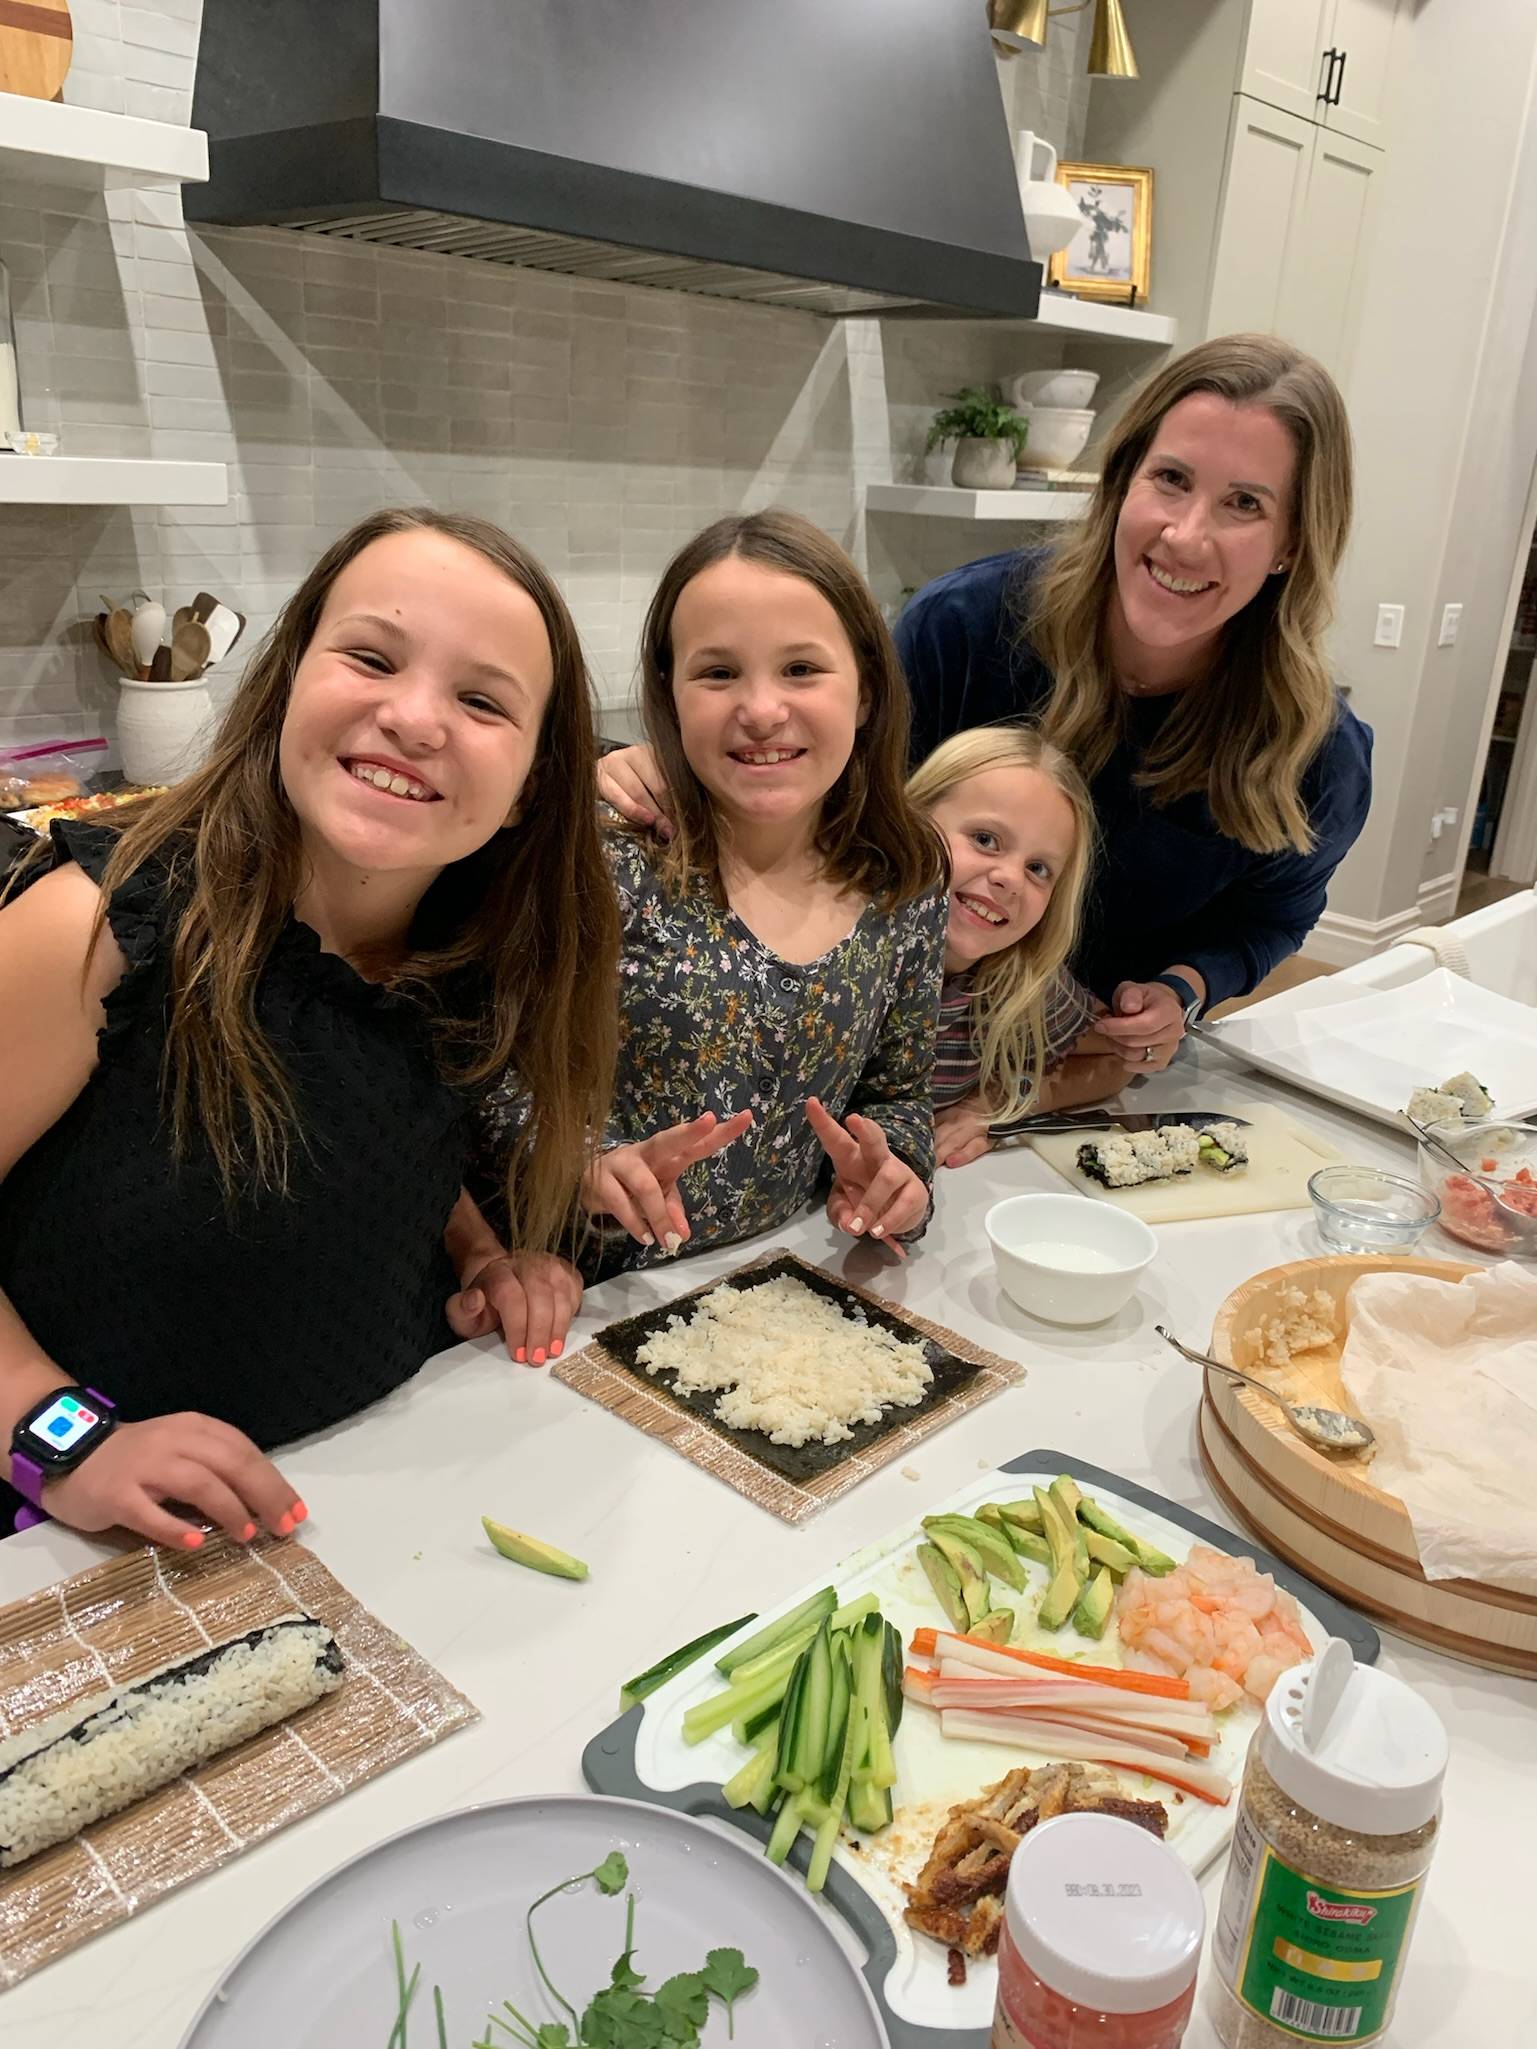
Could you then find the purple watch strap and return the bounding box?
[9,1387,116,1520]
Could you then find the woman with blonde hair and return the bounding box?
[892,334,1372,1069]
[908,726,1137,1169]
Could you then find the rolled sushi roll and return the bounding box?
[1197,1121,1250,1174]
[0,1613,343,1869]
[1077,1125,1200,1188]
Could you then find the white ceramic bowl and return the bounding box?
[1007,367,1100,410]
[985,1192,1157,1325]
[1016,404,1095,471]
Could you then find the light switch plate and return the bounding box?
[1375,603,1405,648]
[1439,603,1463,646]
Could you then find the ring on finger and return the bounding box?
[1142,1044,1157,1064]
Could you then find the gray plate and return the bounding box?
[584,1450,1381,2048]
[178,1794,888,2048]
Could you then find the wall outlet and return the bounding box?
[1439,603,1463,646]
[1374,603,1405,648]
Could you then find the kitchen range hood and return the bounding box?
[186,0,1041,320]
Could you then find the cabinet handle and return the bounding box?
[1317,45,1337,100]
[1331,48,1347,107]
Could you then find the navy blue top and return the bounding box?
[893,548,1373,1007]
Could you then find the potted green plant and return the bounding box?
[926,385,1029,489]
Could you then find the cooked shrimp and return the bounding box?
[1114,1545,1313,1709]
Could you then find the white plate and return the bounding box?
[1203,969,1537,1128]
[180,1794,886,2048]
[633,1467,1334,2038]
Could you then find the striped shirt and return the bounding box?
[933,966,1097,1129]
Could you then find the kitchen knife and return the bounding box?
[1002,1109,1253,1138]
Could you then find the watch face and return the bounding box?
[24,1392,108,1464]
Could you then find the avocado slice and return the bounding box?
[1034,1486,1076,1574]
[975,1502,1007,1531]
[1002,1525,1053,1570]
[923,1514,1027,1593]
[995,1498,1045,1532]
[970,1609,1016,1645]
[917,1541,970,1634]
[927,1527,995,1627]
[482,1516,588,1581]
[1049,1474,1084,1519]
[1084,1529,1138,1577]
[1078,1496,1177,1577]
[1071,1565,1115,1639]
[1049,1477,1090,1575]
[1036,1555,1083,1632]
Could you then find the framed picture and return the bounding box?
[1047,162,1153,304]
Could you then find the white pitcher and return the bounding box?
[1015,130,1083,272]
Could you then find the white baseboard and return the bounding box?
[1307,871,1462,966]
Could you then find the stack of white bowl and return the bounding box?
[1005,367,1100,473]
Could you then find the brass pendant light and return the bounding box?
[988,0,1138,78]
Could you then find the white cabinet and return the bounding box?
[1240,0,1332,123]
[1242,0,1405,149]
[1207,98,1383,386]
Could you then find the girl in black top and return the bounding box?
[0,508,617,1545]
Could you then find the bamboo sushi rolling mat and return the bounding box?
[0,1533,479,1985]
[554,1247,1025,1525]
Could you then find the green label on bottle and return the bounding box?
[1234,1842,1420,2042]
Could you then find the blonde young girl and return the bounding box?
[576,510,949,1267]
[0,508,617,1544]
[907,728,1138,1171]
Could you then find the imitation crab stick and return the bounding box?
[912,1628,1191,1700]
[937,1707,1232,1806]
[906,1667,1216,1758]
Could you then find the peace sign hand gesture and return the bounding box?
[805,1096,929,1258]
[581,1109,755,1249]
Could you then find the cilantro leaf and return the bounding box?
[593,1851,630,1896]
[610,1947,645,1992]
[701,1950,759,2039]
[655,1971,709,2035]
[582,1987,669,2046]
[535,2029,572,2049]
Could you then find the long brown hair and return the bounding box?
[638,509,943,906]
[1028,334,1353,855]
[30,509,617,1252]
[908,727,1095,1120]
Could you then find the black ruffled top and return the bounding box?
[0,822,471,1527]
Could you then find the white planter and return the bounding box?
[116,675,216,785]
[950,437,1018,490]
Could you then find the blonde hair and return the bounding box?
[908,727,1095,1121]
[8,509,619,1254]
[1026,334,1353,856]
[639,510,944,908]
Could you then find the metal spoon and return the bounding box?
[1156,1325,1376,1454]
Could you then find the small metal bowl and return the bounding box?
[1307,1165,1441,1254]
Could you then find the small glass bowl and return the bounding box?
[1417,1118,1537,1258]
[1307,1165,1440,1253]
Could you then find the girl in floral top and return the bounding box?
[909,727,1141,1171]
[581,510,949,1270]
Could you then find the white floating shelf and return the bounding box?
[0,457,228,506]
[987,295,1178,346]
[866,482,1089,522]
[0,93,208,186]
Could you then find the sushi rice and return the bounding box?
[0,1614,343,1868]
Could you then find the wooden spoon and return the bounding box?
[171,618,211,681]
[104,607,137,676]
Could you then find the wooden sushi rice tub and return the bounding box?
[1197,1253,1537,1679]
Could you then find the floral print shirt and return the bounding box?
[595,833,948,1275]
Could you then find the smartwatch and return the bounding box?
[8,1387,117,1510]
[1151,972,1204,1025]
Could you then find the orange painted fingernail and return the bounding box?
[240,1521,257,1542]
[277,1513,295,1536]
[291,1500,308,1523]
[551,1339,563,1358]
[515,1347,526,1363]
[532,1348,546,1365]
[183,1529,205,1549]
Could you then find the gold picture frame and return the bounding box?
[1047,161,1153,304]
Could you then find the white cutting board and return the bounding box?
[1030,1102,1342,1220]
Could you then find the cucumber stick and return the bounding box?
[715,1587,836,1678]
[619,1612,757,1712]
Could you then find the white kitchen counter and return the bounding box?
[1,1041,1530,2045]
